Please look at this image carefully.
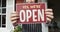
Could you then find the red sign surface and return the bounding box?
[16,3,46,24]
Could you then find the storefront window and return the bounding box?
[0,0,6,28]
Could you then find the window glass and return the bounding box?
[2,8,6,13]
[2,0,6,7]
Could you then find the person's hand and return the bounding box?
[10,11,19,24]
[45,9,54,23]
[26,0,35,3]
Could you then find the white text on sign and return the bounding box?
[19,9,44,22]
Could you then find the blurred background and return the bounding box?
[47,0,60,32]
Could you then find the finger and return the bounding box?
[10,15,19,18]
[45,12,53,15]
[11,11,18,14]
[12,20,17,24]
[12,11,17,13]
[11,17,19,21]
[11,12,18,15]
[46,15,54,19]
[11,11,17,14]
[11,14,19,18]
[45,9,53,12]
[46,17,51,22]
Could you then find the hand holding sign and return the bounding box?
[10,3,54,24]
[11,10,53,24]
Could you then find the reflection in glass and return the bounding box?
[0,9,1,13]
[2,24,6,27]
[2,15,6,24]
[2,8,6,13]
[2,15,6,27]
[2,0,6,7]
[0,15,1,27]
[0,0,1,7]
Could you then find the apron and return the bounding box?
[22,24,42,32]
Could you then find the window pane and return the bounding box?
[0,15,1,27]
[2,24,6,27]
[2,15,6,27]
[2,0,6,7]
[2,8,6,13]
[0,9,1,13]
[2,15,6,24]
[0,0,1,7]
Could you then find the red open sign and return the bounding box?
[16,3,46,24]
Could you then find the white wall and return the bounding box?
[6,0,15,32]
